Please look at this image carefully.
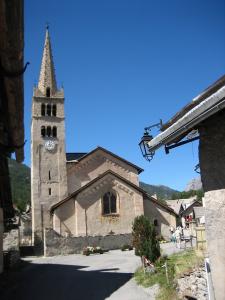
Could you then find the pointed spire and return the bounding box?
[38,27,57,96]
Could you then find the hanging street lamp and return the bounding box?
[139,120,162,162]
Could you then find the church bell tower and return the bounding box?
[31,28,68,245]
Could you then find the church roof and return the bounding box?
[66,152,87,161]
[66,146,143,174]
[50,170,176,215]
[38,27,57,95]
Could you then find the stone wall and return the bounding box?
[3,229,19,251]
[203,190,225,300]
[198,110,225,299]
[44,228,132,257]
[3,228,20,269]
[176,264,208,299]
[143,198,176,240]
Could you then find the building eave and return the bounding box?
[147,83,225,152]
[0,0,24,162]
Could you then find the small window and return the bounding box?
[41,104,45,116]
[48,171,51,180]
[46,87,50,97]
[49,188,51,196]
[153,219,158,226]
[47,104,51,116]
[52,126,57,138]
[103,191,117,215]
[52,104,57,116]
[41,126,46,137]
[47,126,51,137]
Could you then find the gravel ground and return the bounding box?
[1,242,189,300]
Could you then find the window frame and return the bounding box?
[52,104,57,117]
[102,191,118,216]
[41,103,46,116]
[52,126,57,138]
[41,126,46,137]
[47,104,51,116]
[153,219,158,226]
[46,87,50,97]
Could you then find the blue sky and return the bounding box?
[24,0,225,191]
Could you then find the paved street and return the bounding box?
[1,243,186,300]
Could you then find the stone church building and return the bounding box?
[31,29,176,252]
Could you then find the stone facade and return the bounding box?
[143,198,177,240]
[31,30,68,245]
[67,149,139,192]
[199,110,225,300]
[44,228,132,256]
[3,229,19,252]
[203,190,225,300]
[53,171,144,237]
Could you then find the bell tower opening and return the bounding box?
[46,87,50,97]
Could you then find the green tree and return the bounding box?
[132,215,160,263]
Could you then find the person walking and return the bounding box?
[175,227,181,248]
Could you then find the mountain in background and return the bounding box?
[185,177,202,191]
[8,158,31,211]
[7,158,187,211]
[139,182,179,200]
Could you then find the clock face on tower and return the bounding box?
[45,140,56,151]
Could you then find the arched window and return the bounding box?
[103,191,117,215]
[52,104,57,116]
[153,219,158,226]
[41,103,45,116]
[47,126,51,137]
[52,126,57,138]
[41,126,46,137]
[46,87,50,97]
[47,104,51,116]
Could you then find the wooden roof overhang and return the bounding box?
[147,75,225,152]
[0,0,25,162]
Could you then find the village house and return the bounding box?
[166,196,202,228]
[142,74,225,300]
[31,29,177,255]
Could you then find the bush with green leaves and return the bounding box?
[132,215,160,263]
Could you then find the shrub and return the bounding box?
[132,215,160,263]
[82,246,103,255]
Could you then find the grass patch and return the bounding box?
[134,249,204,300]
[168,249,203,278]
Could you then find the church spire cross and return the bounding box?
[38,27,57,96]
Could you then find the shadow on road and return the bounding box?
[1,260,132,300]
